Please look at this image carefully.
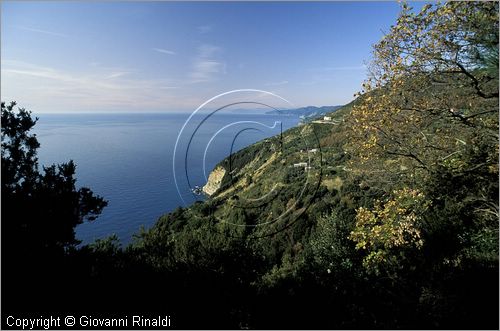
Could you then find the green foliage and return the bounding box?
[350,188,428,276]
[1,101,40,191]
[309,211,359,278]
[347,2,499,191]
[1,101,108,250]
[89,234,121,255]
[1,101,110,319]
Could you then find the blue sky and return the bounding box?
[2,1,409,112]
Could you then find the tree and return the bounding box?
[344,4,498,325]
[1,101,107,252]
[349,188,428,277]
[1,101,108,314]
[347,2,498,189]
[346,1,498,263]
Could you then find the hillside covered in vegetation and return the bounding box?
[129,3,498,328]
[265,105,343,121]
[2,2,498,329]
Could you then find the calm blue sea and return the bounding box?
[33,111,300,245]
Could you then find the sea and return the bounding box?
[33,111,300,245]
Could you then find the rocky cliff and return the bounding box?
[202,166,226,196]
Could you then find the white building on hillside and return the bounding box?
[293,162,308,168]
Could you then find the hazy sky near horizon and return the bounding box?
[2,1,412,112]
